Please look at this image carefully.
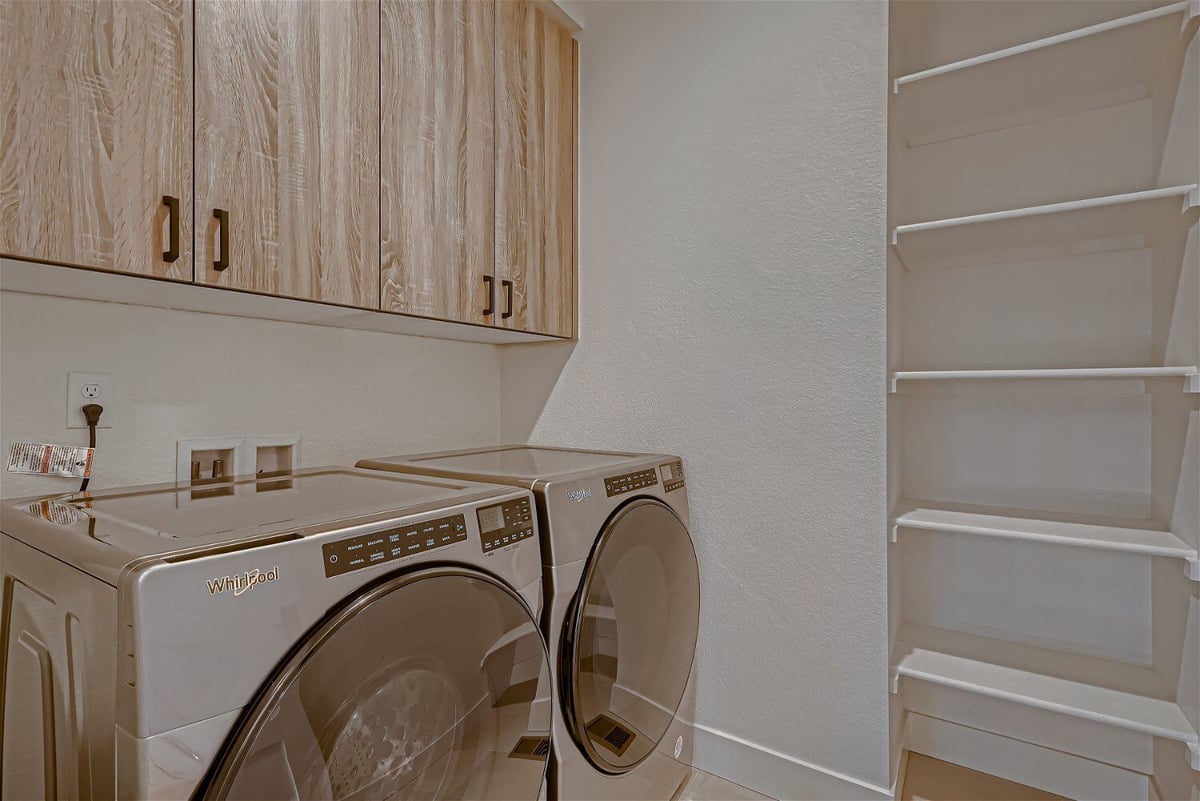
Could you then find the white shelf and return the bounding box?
[892,1,1200,146]
[890,366,1200,393]
[892,623,1199,745]
[891,185,1199,270]
[892,500,1199,579]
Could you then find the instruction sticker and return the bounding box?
[7,441,94,478]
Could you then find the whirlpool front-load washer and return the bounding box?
[357,446,700,801]
[0,467,552,801]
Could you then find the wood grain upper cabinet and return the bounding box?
[496,0,577,338]
[194,0,380,307]
[381,1,496,325]
[0,0,193,279]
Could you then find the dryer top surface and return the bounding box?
[359,445,673,484]
[0,467,519,583]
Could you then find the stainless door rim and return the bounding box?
[559,497,699,776]
[195,563,550,800]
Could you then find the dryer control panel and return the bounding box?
[478,496,534,552]
[322,513,467,577]
[604,468,659,497]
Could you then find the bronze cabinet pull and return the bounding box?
[502,279,513,319]
[483,275,495,316]
[213,208,229,272]
[162,195,181,262]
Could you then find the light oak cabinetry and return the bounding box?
[0,0,576,342]
[381,0,495,325]
[497,0,577,338]
[382,0,577,336]
[0,0,193,281]
[195,0,380,308]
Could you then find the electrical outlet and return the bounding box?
[66,372,114,429]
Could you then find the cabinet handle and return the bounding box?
[502,279,513,319]
[213,208,229,272]
[483,275,495,316]
[162,195,180,263]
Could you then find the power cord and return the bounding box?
[79,403,104,493]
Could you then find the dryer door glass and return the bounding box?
[198,568,551,801]
[562,499,700,773]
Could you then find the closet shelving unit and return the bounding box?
[891,500,1199,580]
[893,623,1197,744]
[887,0,1200,796]
[893,0,1200,147]
[890,185,1199,271]
[891,366,1200,393]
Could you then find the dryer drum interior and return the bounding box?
[197,567,552,801]
[559,498,701,775]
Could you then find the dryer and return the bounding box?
[0,467,552,801]
[357,446,700,801]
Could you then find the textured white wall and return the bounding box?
[0,292,502,498]
[502,1,890,795]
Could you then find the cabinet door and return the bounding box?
[382,0,495,324]
[195,0,379,307]
[496,0,576,338]
[0,0,192,280]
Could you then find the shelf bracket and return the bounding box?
[1189,742,1199,772]
[1186,185,1199,211]
[889,524,900,544]
[1185,557,1200,582]
[890,241,912,273]
[1185,373,1200,394]
[890,669,900,695]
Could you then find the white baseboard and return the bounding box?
[691,724,892,801]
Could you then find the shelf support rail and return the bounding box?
[892,0,1197,93]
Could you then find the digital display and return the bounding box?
[478,505,506,533]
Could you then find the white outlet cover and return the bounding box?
[66,372,114,429]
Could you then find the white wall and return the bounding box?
[0,291,502,498]
[502,2,891,797]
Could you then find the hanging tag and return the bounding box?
[7,441,94,478]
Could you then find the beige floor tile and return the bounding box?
[902,754,1068,801]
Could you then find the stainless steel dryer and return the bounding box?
[0,467,552,801]
[356,447,700,801]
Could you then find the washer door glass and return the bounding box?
[561,499,700,773]
[199,568,551,801]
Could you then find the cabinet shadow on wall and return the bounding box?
[501,341,577,442]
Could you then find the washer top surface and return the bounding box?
[360,445,668,484]
[1,467,517,583]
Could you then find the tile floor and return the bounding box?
[676,754,1068,801]
[901,755,1067,801]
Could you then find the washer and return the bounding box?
[357,446,700,801]
[0,467,552,801]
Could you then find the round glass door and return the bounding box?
[560,499,700,774]
[198,567,552,801]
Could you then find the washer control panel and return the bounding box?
[660,459,685,492]
[478,496,535,552]
[604,468,659,497]
[322,513,467,577]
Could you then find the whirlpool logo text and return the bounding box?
[566,488,592,503]
[206,566,280,597]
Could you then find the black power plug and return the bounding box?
[79,403,104,492]
[82,403,104,429]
